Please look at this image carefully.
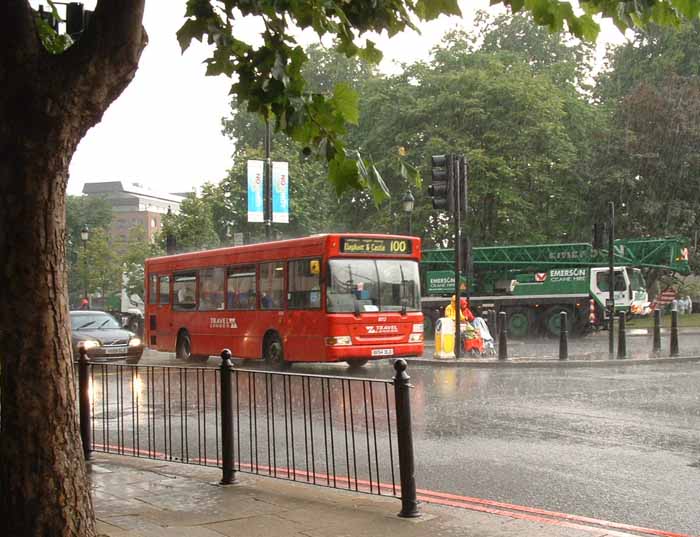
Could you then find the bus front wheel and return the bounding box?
[176,332,192,360]
[346,359,368,369]
[264,333,289,369]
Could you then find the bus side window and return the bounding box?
[199,268,225,311]
[227,265,256,310]
[159,275,170,304]
[173,272,197,311]
[260,261,284,310]
[148,274,158,304]
[288,258,321,310]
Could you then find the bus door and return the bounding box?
[148,273,173,350]
[284,258,325,361]
[259,261,287,357]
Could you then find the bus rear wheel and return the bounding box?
[264,333,289,369]
[346,359,368,369]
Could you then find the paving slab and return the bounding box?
[89,453,644,537]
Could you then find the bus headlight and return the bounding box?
[79,340,100,350]
[325,336,352,346]
[128,337,142,348]
[408,333,423,343]
[412,323,424,333]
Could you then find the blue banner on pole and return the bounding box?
[247,160,264,223]
[272,161,289,224]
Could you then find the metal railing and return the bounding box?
[76,348,419,517]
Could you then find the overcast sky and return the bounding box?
[61,1,625,196]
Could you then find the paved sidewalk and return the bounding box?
[90,454,643,537]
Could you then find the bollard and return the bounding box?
[220,349,238,485]
[393,359,420,518]
[652,309,661,354]
[559,311,568,360]
[488,310,497,337]
[617,312,627,359]
[78,346,92,460]
[670,310,679,357]
[498,311,508,360]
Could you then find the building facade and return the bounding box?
[82,181,185,245]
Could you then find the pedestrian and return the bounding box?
[80,298,89,310]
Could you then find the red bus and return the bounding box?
[145,234,424,367]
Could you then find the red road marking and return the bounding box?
[94,443,694,537]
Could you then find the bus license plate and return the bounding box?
[104,346,127,355]
[372,348,394,356]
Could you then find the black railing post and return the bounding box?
[393,359,420,518]
[670,310,679,357]
[78,346,92,460]
[220,349,237,485]
[617,312,627,359]
[652,309,661,354]
[498,311,508,360]
[559,311,568,360]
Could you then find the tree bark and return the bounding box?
[0,1,146,535]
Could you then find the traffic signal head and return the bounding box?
[428,154,454,212]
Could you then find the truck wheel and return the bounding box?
[543,306,572,337]
[506,309,531,338]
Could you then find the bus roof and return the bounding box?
[146,233,420,271]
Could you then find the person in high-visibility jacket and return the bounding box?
[445,295,475,322]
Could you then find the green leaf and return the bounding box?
[368,163,391,206]
[358,40,383,64]
[401,161,423,188]
[331,83,359,125]
[329,154,362,195]
[176,18,209,52]
[415,0,462,20]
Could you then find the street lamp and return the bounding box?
[81,225,89,309]
[401,190,415,235]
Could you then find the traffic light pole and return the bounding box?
[453,155,462,359]
[608,202,615,356]
[264,118,272,240]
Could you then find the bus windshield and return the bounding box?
[327,259,421,313]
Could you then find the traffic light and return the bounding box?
[428,154,454,212]
[461,235,473,279]
[66,3,92,42]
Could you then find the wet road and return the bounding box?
[100,347,700,534]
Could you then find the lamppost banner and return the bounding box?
[247,160,264,222]
[272,161,289,223]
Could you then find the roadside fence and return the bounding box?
[76,348,419,517]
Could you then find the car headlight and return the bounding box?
[79,340,100,350]
[128,337,142,348]
[325,336,352,346]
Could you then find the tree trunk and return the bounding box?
[0,1,146,534]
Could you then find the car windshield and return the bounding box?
[71,312,121,330]
[327,259,420,313]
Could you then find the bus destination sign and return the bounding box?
[340,237,412,255]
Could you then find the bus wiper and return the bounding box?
[348,265,360,316]
[400,265,408,316]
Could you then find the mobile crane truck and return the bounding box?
[421,238,690,337]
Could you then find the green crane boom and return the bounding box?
[422,237,690,275]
